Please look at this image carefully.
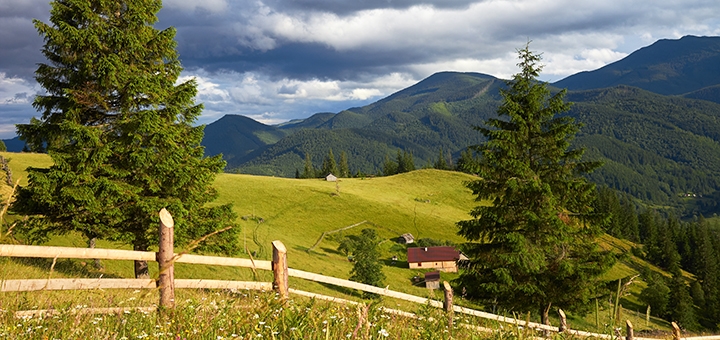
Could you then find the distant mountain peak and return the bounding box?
[553,35,720,95]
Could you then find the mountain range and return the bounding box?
[5,35,720,216]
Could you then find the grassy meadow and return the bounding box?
[0,151,679,337]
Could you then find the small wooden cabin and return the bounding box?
[407,246,461,273]
[325,173,337,182]
[424,271,440,289]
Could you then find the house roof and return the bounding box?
[407,246,460,263]
[424,271,440,282]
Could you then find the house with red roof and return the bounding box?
[407,246,466,273]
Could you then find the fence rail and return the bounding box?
[0,209,700,340]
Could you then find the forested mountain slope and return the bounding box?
[201,36,720,216]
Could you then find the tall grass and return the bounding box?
[0,289,553,339]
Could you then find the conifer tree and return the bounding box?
[434,148,449,170]
[302,152,315,178]
[640,272,671,318]
[396,150,415,173]
[13,0,239,278]
[321,148,338,176]
[669,269,698,330]
[339,151,350,178]
[456,44,612,324]
[382,154,397,176]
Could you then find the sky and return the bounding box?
[1,0,720,139]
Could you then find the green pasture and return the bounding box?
[0,152,677,333]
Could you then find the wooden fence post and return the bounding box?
[558,308,567,333]
[626,320,634,340]
[672,322,681,340]
[272,240,289,300]
[443,281,454,333]
[157,208,175,310]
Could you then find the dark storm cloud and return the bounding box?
[180,42,439,81]
[1,0,720,139]
[0,0,49,78]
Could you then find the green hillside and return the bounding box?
[214,74,720,217]
[0,152,685,333]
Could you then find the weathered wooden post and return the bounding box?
[558,308,568,333]
[272,240,289,300]
[626,320,634,340]
[443,281,454,333]
[671,322,681,340]
[157,208,175,310]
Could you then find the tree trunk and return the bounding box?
[87,237,103,270]
[541,302,552,338]
[541,302,552,324]
[134,240,149,279]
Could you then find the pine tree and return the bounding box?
[0,140,6,152]
[640,272,671,318]
[669,269,698,330]
[302,152,315,179]
[321,148,338,177]
[396,150,415,173]
[339,151,350,178]
[695,222,720,327]
[618,194,640,242]
[13,0,239,278]
[456,148,478,173]
[382,154,397,176]
[456,44,612,324]
[434,148,448,170]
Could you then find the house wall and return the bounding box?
[408,261,457,273]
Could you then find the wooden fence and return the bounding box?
[0,209,710,340]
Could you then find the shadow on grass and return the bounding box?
[294,244,330,258]
[315,281,362,299]
[320,247,343,255]
[9,257,124,279]
[382,258,408,269]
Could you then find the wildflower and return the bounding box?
[378,329,390,337]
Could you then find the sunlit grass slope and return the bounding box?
[0,152,676,333]
[212,169,480,298]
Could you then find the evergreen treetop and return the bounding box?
[456,44,612,323]
[13,0,239,277]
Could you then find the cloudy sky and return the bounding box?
[1,0,719,139]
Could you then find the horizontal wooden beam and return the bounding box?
[0,245,271,270]
[174,254,271,270]
[288,268,442,308]
[174,279,271,291]
[0,244,156,261]
[1,278,156,292]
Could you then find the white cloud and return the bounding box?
[163,0,228,13]
[0,72,36,104]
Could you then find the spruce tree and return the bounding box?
[382,154,397,176]
[13,0,239,278]
[669,269,698,330]
[302,152,315,178]
[321,148,338,176]
[396,150,415,173]
[456,44,612,324]
[339,151,350,178]
[434,148,449,170]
